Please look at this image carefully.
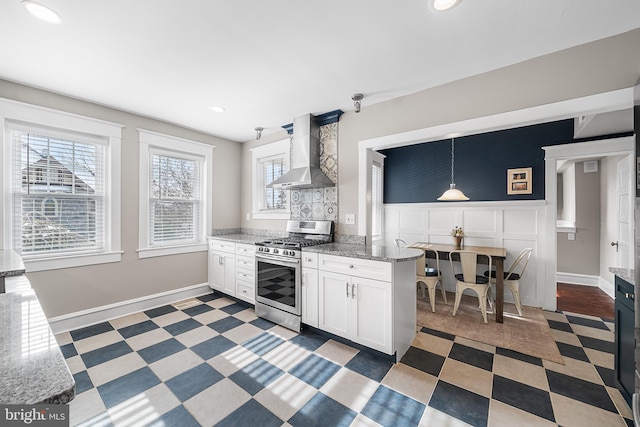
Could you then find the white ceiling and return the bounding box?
[1,0,639,142]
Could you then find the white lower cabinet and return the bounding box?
[208,249,236,295]
[302,267,319,327]
[318,269,392,354]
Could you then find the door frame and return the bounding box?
[543,137,634,310]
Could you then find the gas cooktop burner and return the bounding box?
[255,220,334,258]
[256,238,327,248]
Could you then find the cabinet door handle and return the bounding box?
[351,283,355,299]
[346,282,349,297]
[625,292,635,300]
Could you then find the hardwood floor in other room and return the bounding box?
[557,282,614,320]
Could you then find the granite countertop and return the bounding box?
[0,249,26,277]
[208,234,275,244]
[0,286,75,404]
[609,267,635,285]
[303,243,424,263]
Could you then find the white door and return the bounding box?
[318,270,350,337]
[617,156,633,268]
[351,276,392,354]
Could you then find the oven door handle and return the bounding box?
[255,254,300,265]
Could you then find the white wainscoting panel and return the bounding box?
[385,201,548,309]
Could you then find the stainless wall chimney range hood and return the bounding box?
[267,113,336,190]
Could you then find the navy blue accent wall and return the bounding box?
[380,120,576,203]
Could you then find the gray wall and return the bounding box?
[0,79,242,318]
[557,162,601,275]
[241,28,640,238]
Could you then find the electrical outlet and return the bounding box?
[345,214,356,225]
[246,213,251,221]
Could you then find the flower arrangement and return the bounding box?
[451,226,464,237]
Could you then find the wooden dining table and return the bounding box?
[408,242,508,323]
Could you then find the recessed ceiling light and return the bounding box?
[209,106,226,113]
[431,0,461,11]
[21,0,62,24]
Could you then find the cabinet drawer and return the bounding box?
[208,239,236,253]
[236,267,255,283]
[302,252,319,269]
[236,244,256,256]
[319,254,392,282]
[236,255,255,271]
[236,280,255,303]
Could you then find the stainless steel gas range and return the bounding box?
[254,220,333,332]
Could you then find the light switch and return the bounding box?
[345,214,356,225]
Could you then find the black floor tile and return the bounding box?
[229,359,284,395]
[182,303,215,317]
[81,341,133,369]
[208,316,244,333]
[595,365,615,388]
[495,347,543,366]
[289,331,330,352]
[578,335,615,354]
[361,385,425,427]
[400,346,445,377]
[492,375,555,422]
[289,393,357,427]
[290,354,341,389]
[547,319,573,333]
[165,363,224,401]
[137,338,186,364]
[249,317,276,330]
[344,351,393,382]
[220,302,249,315]
[565,315,609,331]
[144,305,178,318]
[556,342,590,362]
[449,342,494,371]
[429,381,489,427]
[546,370,617,413]
[73,370,94,395]
[60,343,77,359]
[216,399,283,427]
[191,335,236,360]
[242,332,286,356]
[197,292,223,302]
[97,367,161,408]
[70,322,114,341]
[153,405,200,427]
[163,318,202,336]
[420,327,455,341]
[118,320,158,338]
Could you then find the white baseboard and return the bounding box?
[556,272,614,299]
[48,283,212,334]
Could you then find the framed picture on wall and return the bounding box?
[507,167,532,195]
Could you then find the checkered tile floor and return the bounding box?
[56,292,633,427]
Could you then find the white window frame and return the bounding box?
[138,129,213,259]
[0,97,122,272]
[250,139,290,219]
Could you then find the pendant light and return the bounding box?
[437,138,469,201]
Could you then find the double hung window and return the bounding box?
[138,130,213,258]
[251,139,290,219]
[1,98,122,271]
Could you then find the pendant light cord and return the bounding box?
[450,138,455,184]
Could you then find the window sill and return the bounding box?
[24,251,123,272]
[251,212,290,220]
[138,243,207,259]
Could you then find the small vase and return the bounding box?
[454,236,463,249]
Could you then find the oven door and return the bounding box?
[255,254,301,316]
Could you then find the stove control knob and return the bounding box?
[285,250,292,256]
[273,249,279,254]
